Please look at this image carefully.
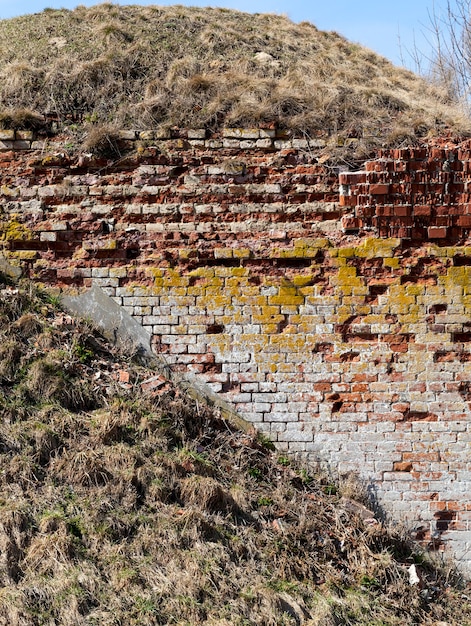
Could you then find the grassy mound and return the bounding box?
[0,281,469,625]
[0,2,469,151]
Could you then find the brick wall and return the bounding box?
[339,140,471,242]
[3,131,471,573]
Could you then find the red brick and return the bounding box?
[369,183,390,195]
[341,215,360,230]
[403,452,440,462]
[394,461,413,472]
[393,205,411,217]
[141,375,168,393]
[428,226,448,238]
[115,370,130,383]
[365,161,377,172]
[413,205,431,216]
[314,383,331,392]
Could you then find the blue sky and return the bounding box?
[0,0,448,68]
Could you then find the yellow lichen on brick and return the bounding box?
[241,285,265,296]
[295,238,330,250]
[128,284,153,294]
[207,340,231,357]
[269,335,307,350]
[169,287,190,297]
[164,274,189,288]
[269,292,304,306]
[270,239,328,260]
[441,246,467,258]
[298,286,318,298]
[189,267,215,278]
[239,335,269,348]
[404,284,425,297]
[441,267,471,288]
[260,323,282,333]
[336,306,354,322]
[178,249,197,260]
[281,305,300,314]
[232,248,251,259]
[253,309,282,323]
[205,286,226,296]
[387,286,416,303]
[215,266,242,277]
[273,248,296,259]
[338,247,356,258]
[206,276,224,287]
[11,250,38,260]
[220,286,242,301]
[214,248,234,259]
[292,239,332,262]
[145,267,164,279]
[109,267,128,278]
[353,303,371,315]
[293,247,312,258]
[334,266,363,288]
[0,217,33,241]
[239,295,268,306]
[354,237,400,259]
[293,275,315,287]
[363,314,387,324]
[229,267,248,277]
[1,186,19,198]
[329,256,347,268]
[204,295,230,309]
[72,248,89,261]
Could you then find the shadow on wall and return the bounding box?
[61,283,251,434]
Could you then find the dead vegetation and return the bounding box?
[0,280,469,624]
[0,2,469,153]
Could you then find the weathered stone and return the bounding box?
[40,232,57,242]
[12,141,31,150]
[117,130,137,140]
[187,129,206,139]
[15,130,34,140]
[222,128,260,139]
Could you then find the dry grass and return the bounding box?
[0,282,468,624]
[0,2,469,151]
[0,108,45,130]
[80,124,123,158]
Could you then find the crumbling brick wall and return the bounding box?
[2,130,471,573]
[339,142,471,242]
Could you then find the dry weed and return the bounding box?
[0,107,45,130]
[81,123,123,158]
[0,4,468,144]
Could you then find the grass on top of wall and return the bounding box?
[0,2,469,160]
